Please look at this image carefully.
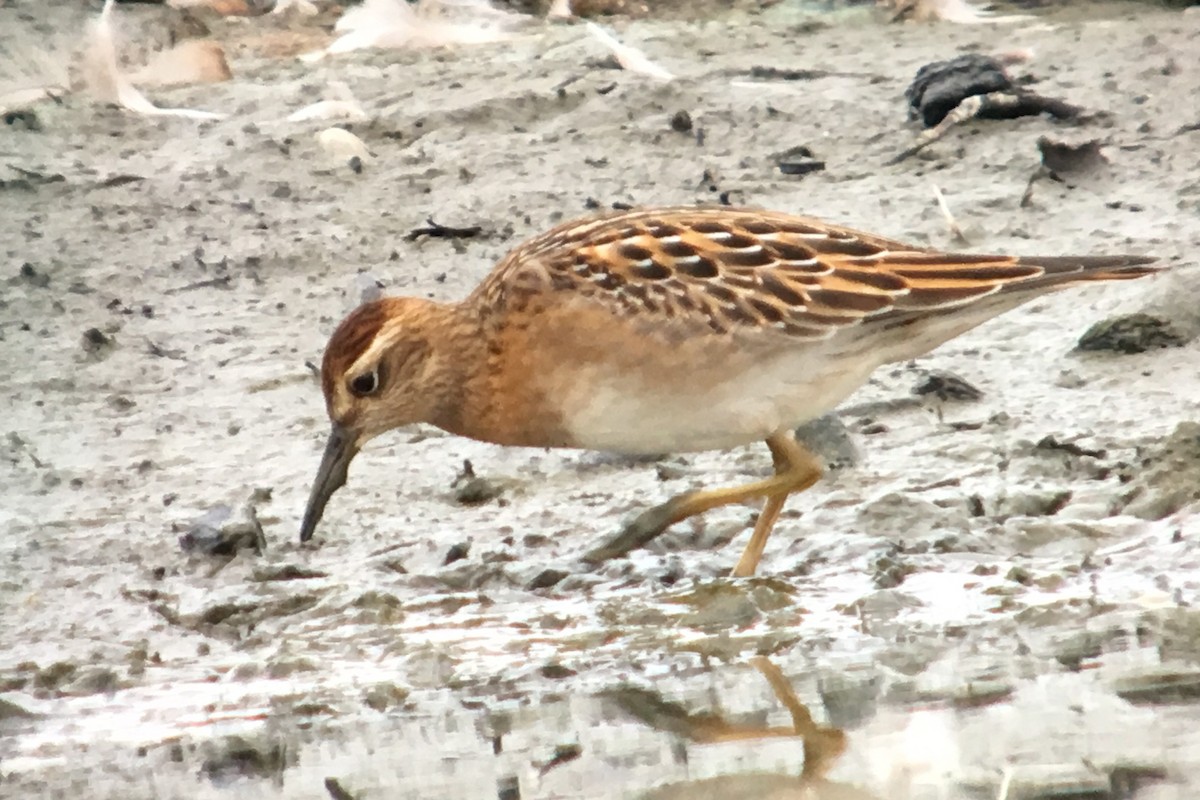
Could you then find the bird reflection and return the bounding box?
[606,657,877,800]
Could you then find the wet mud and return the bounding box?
[2,1,1200,798]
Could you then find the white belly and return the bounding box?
[560,347,877,455]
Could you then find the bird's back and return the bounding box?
[459,207,1159,453]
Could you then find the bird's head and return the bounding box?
[299,297,448,542]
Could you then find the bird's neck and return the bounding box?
[414,300,489,439]
[424,298,571,448]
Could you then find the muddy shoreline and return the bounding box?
[2,1,1199,797]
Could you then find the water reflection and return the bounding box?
[608,657,867,799]
[3,645,1192,799]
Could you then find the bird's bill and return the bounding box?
[299,424,359,542]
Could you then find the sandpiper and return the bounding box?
[299,206,1159,576]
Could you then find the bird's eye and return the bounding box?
[349,369,380,397]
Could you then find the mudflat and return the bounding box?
[1,2,1198,797]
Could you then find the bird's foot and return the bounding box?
[581,498,684,566]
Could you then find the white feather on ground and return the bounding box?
[86,0,225,120]
[272,0,320,14]
[547,0,573,20]
[287,81,368,122]
[0,87,62,116]
[884,0,1029,24]
[304,0,525,60]
[0,33,70,115]
[585,22,673,81]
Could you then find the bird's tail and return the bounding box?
[849,252,1163,365]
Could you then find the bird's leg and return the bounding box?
[749,656,847,779]
[730,433,822,577]
[582,431,823,573]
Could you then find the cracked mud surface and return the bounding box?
[2,1,1200,797]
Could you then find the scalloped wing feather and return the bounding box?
[469,207,1159,341]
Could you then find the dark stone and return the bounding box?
[906,54,1013,127]
[1076,313,1186,354]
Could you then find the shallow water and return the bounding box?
[6,631,1200,798]
[2,0,1199,797]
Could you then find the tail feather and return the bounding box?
[875,253,1160,313]
[854,253,1162,365]
[1011,254,1162,289]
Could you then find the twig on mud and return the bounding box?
[887,94,984,165]
[323,777,356,800]
[8,433,46,469]
[552,74,586,94]
[146,340,186,360]
[535,744,583,777]
[889,91,1086,166]
[736,65,887,84]
[1035,435,1106,460]
[905,476,963,493]
[165,275,233,294]
[1020,166,1047,208]
[931,184,969,245]
[405,217,483,242]
[7,164,65,184]
[97,174,146,189]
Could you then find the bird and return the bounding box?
[298,205,1160,577]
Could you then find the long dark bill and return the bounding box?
[299,424,359,542]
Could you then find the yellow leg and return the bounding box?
[729,433,822,577]
[749,657,847,779]
[582,431,823,574]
